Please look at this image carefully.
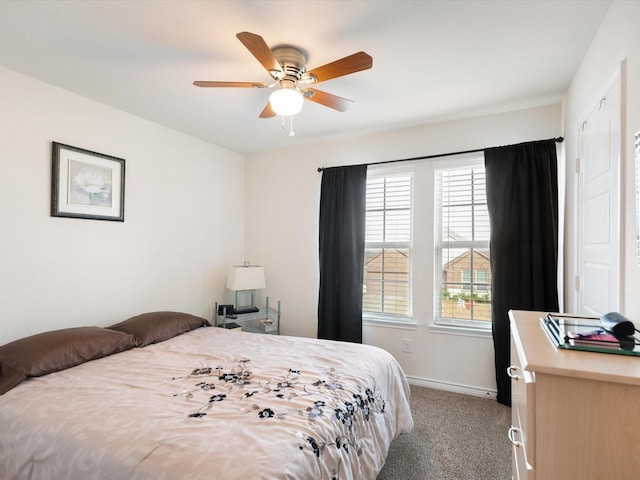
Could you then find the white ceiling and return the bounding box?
[0,1,611,155]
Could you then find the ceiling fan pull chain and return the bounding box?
[288,115,295,137]
[279,115,295,136]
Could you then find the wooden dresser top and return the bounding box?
[509,309,640,386]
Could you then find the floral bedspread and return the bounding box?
[0,327,412,480]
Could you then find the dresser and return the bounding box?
[508,310,640,480]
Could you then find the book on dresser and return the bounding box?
[567,329,619,345]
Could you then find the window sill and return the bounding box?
[363,315,417,330]
[428,323,492,339]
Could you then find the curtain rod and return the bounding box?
[316,136,564,172]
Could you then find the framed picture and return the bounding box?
[51,142,125,222]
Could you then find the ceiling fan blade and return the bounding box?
[305,52,372,83]
[193,81,267,88]
[303,88,353,112]
[236,32,282,74]
[259,102,276,118]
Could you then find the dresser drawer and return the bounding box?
[509,336,535,476]
[511,427,527,480]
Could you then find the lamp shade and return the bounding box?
[269,88,303,116]
[226,265,266,291]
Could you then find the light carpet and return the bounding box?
[377,385,512,480]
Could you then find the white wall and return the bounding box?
[563,1,640,321]
[245,103,561,395]
[0,66,245,345]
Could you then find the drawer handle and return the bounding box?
[506,365,520,380]
[508,426,522,447]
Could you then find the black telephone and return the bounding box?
[600,312,636,336]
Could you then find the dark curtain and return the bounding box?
[318,165,367,343]
[484,140,560,406]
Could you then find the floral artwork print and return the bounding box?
[69,159,113,207]
[171,358,387,480]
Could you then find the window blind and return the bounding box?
[363,169,413,317]
[435,159,492,326]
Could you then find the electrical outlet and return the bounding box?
[402,338,412,353]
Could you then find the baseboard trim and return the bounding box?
[406,375,497,399]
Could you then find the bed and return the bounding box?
[0,312,413,479]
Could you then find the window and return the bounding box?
[363,165,413,320]
[476,269,489,291]
[434,156,491,329]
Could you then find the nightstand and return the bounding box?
[214,297,281,335]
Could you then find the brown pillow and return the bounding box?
[108,311,209,347]
[0,327,137,395]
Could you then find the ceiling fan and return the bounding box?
[194,32,373,119]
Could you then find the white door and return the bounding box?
[577,73,621,316]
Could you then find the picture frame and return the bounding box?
[51,142,125,222]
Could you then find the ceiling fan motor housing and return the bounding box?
[270,46,307,81]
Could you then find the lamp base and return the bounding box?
[234,306,259,314]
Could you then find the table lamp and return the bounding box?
[226,262,266,314]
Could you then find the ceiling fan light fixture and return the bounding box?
[269,87,303,116]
